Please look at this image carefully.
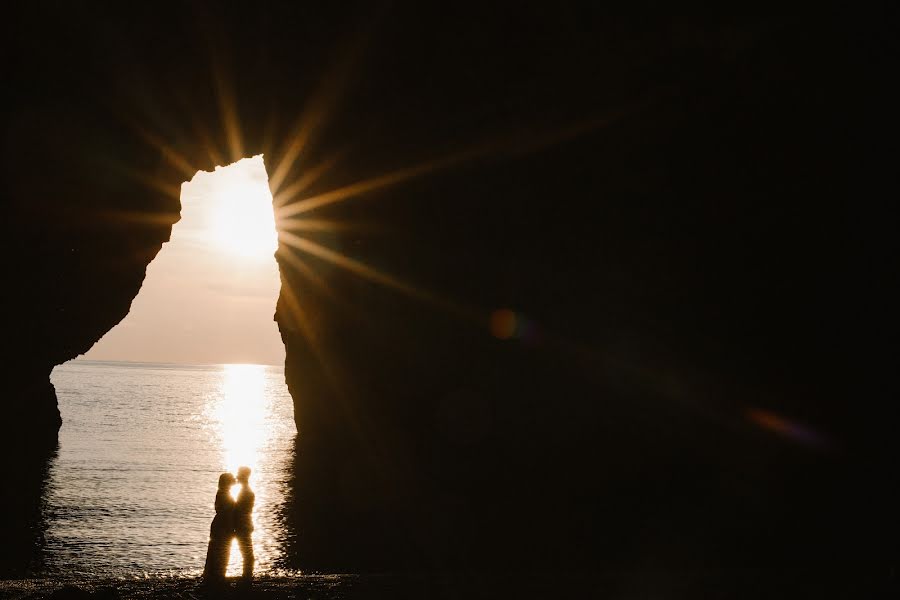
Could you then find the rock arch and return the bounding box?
[3,7,859,578]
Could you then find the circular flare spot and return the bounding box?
[490,309,517,339]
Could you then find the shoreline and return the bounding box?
[0,575,355,600]
[0,570,871,600]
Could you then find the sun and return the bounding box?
[207,161,278,260]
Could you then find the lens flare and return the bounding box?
[745,407,825,447]
[489,309,539,342]
[490,309,517,340]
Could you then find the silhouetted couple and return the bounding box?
[203,465,255,583]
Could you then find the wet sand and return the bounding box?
[0,570,873,600]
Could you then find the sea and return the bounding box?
[43,359,297,578]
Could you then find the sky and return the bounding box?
[83,156,286,365]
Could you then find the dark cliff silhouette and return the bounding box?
[1,4,882,591]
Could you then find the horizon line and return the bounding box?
[66,357,284,368]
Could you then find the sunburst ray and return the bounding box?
[276,247,348,311]
[278,276,373,445]
[267,25,375,197]
[275,114,618,221]
[272,152,345,209]
[116,164,183,202]
[277,275,320,351]
[275,156,458,220]
[130,123,199,181]
[188,114,227,170]
[100,210,182,226]
[267,119,316,195]
[277,218,385,235]
[278,231,481,323]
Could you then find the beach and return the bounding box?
[0,571,871,600]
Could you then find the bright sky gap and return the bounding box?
[84,156,284,366]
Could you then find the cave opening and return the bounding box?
[45,156,297,577]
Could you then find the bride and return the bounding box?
[203,472,236,582]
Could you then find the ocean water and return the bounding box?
[45,360,297,577]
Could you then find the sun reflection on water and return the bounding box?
[214,364,272,474]
[207,363,277,577]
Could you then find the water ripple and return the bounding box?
[46,361,296,577]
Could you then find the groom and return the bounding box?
[233,465,255,579]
